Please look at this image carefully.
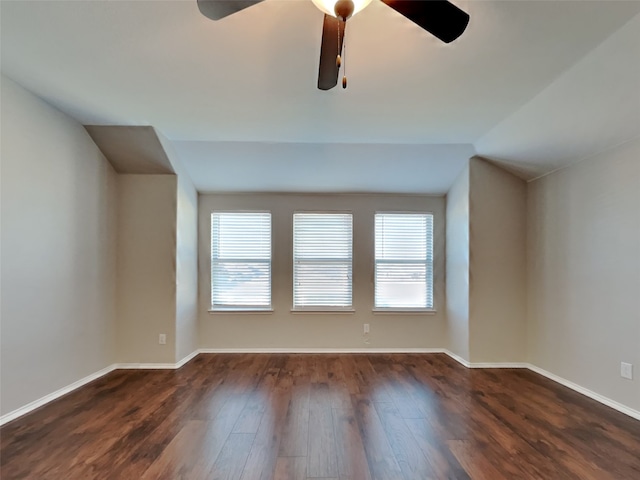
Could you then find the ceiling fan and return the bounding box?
[197,0,469,90]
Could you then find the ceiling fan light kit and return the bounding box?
[197,0,469,90]
[311,0,372,19]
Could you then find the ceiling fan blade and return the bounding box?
[381,0,469,43]
[197,0,264,21]
[318,14,346,91]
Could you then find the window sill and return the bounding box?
[290,308,355,314]
[208,308,274,314]
[372,309,437,315]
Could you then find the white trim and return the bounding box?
[198,347,446,354]
[115,356,200,370]
[0,351,203,426]
[443,349,472,367]
[443,350,528,369]
[114,350,201,370]
[467,362,529,369]
[175,350,200,368]
[526,364,640,421]
[3,349,638,426]
[0,364,117,426]
[208,309,274,314]
[114,363,182,370]
[290,308,355,314]
[372,309,437,315]
[441,350,640,421]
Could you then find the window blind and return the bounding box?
[211,212,271,309]
[375,213,433,309]
[293,213,353,308]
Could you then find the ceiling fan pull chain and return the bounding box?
[342,27,347,89]
[336,18,342,68]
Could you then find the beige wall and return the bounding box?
[175,177,198,362]
[445,166,470,360]
[158,133,199,363]
[116,175,177,364]
[469,158,527,362]
[3,73,635,419]
[198,193,446,349]
[0,76,118,416]
[527,138,640,411]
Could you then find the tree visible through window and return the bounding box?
[375,213,433,309]
[293,213,353,309]
[210,212,271,309]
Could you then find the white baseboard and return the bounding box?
[442,350,528,369]
[176,350,200,368]
[198,347,447,354]
[0,351,203,426]
[441,351,640,421]
[114,350,202,370]
[526,364,640,421]
[3,349,638,425]
[470,363,529,369]
[442,349,471,367]
[114,363,182,369]
[0,364,117,426]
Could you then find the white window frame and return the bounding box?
[292,211,354,312]
[209,211,273,312]
[373,211,435,313]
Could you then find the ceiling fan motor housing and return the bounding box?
[334,0,355,20]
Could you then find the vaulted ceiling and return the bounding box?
[2,0,639,192]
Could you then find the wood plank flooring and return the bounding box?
[1,353,639,479]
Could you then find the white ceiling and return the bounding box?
[1,0,639,191]
[174,141,475,193]
[475,12,640,180]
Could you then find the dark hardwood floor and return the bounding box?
[1,353,639,479]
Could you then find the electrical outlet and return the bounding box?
[621,362,633,380]
[364,323,370,334]
[159,334,167,345]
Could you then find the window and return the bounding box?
[293,213,353,309]
[375,213,434,310]
[210,212,271,310]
